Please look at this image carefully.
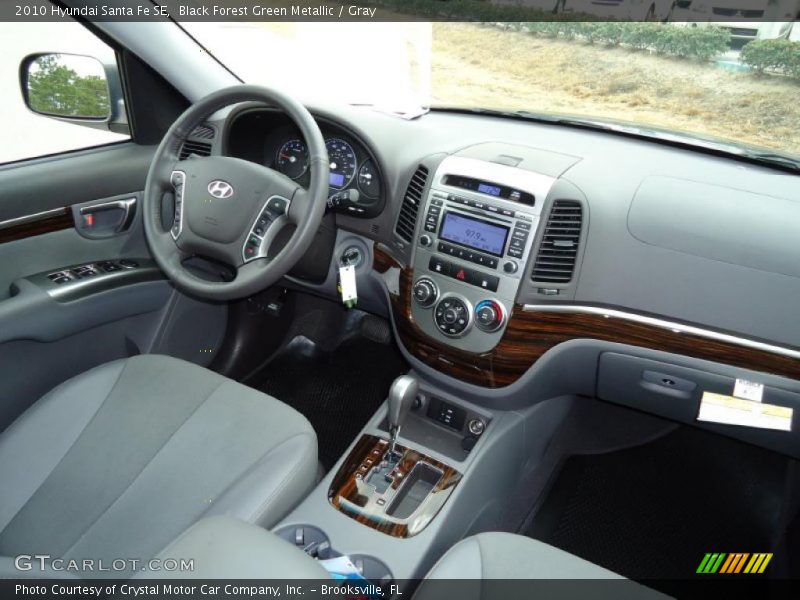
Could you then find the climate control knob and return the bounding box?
[475,300,505,332]
[412,277,438,308]
[434,295,471,337]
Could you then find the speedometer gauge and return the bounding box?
[275,139,308,180]
[326,139,357,189]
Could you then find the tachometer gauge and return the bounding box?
[357,160,380,200]
[326,139,357,189]
[275,139,308,180]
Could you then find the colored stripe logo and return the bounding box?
[697,553,773,574]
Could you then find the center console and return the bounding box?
[411,156,556,353]
[327,435,462,539]
[272,371,527,582]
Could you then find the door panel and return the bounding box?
[0,142,227,432]
[0,200,151,301]
[0,144,153,221]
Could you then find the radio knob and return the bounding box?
[412,278,438,308]
[475,300,505,332]
[502,261,518,274]
[419,234,432,247]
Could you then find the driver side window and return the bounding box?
[0,19,130,166]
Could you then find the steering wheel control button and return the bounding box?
[243,196,294,263]
[475,299,505,332]
[266,196,288,216]
[244,236,261,260]
[170,170,186,240]
[434,296,472,337]
[254,216,270,236]
[412,277,438,308]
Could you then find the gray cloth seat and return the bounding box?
[415,532,665,599]
[0,355,318,579]
[423,532,626,579]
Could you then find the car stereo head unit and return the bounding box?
[410,155,556,353]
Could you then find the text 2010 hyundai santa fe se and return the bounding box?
[0,2,798,598]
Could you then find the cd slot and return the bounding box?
[446,205,513,226]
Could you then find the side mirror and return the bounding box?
[20,53,129,134]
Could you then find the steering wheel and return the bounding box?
[143,85,329,301]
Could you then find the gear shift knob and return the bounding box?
[387,374,418,452]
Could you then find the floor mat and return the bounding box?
[525,425,790,580]
[251,331,408,470]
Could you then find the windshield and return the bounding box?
[185,21,800,158]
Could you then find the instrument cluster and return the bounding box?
[267,129,383,218]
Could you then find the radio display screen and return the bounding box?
[439,212,509,257]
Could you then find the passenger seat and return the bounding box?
[421,532,624,579]
[415,532,666,598]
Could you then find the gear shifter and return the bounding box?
[387,374,418,455]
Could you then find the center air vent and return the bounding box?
[394,165,429,242]
[531,200,583,284]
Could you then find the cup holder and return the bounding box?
[273,524,393,584]
[274,525,334,559]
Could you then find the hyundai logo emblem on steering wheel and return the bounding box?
[207,180,234,199]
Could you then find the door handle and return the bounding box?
[80,197,136,231]
[73,196,136,240]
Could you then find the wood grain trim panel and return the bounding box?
[372,243,403,273]
[373,245,800,388]
[0,208,73,244]
[328,435,462,538]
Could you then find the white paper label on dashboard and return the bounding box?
[733,378,764,402]
[697,392,792,432]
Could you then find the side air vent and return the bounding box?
[179,140,212,160]
[394,165,429,242]
[191,124,216,140]
[531,200,583,284]
[179,124,215,159]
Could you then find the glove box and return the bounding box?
[596,352,800,458]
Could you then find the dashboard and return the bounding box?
[225,108,385,218]
[217,102,800,428]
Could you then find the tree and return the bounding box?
[27,55,110,118]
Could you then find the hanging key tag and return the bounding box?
[338,264,358,309]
